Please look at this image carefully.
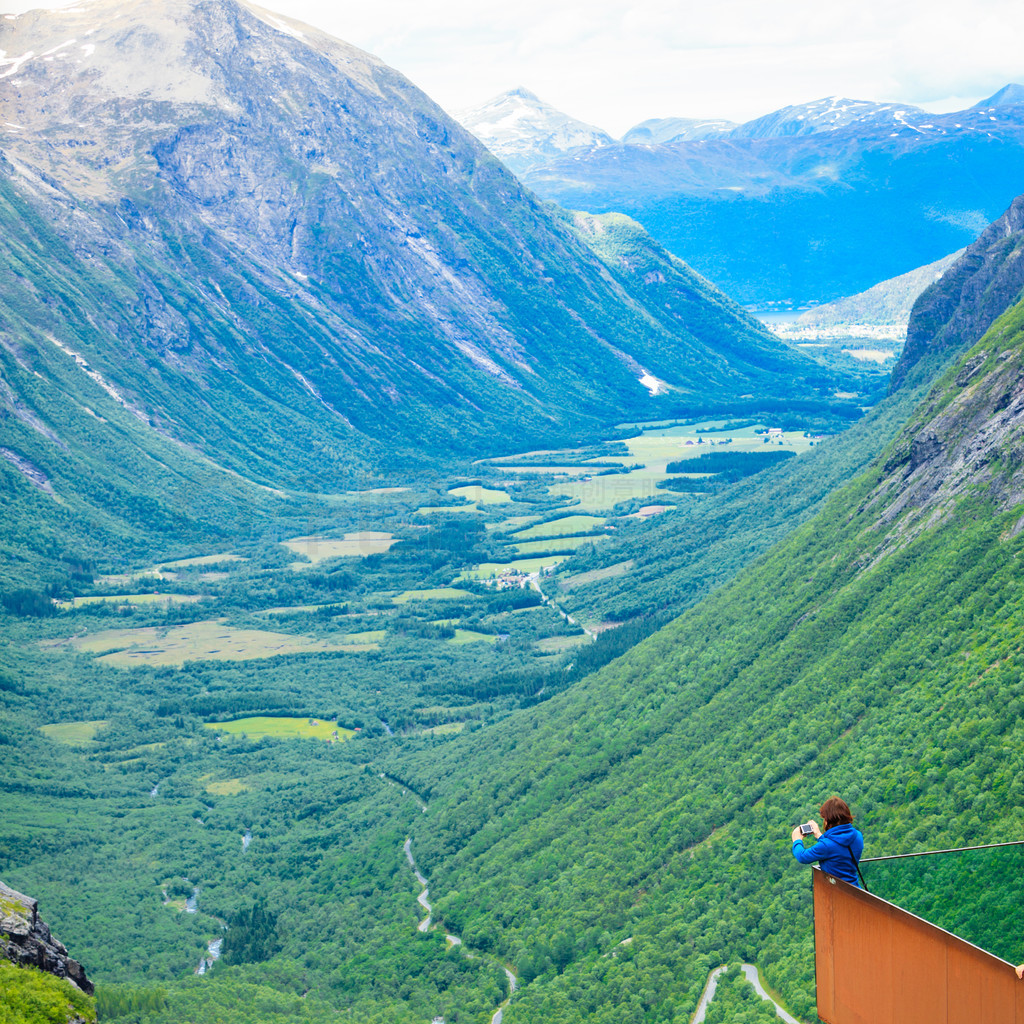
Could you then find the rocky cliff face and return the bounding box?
[891,194,1024,391]
[1,880,92,995]
[870,296,1024,557]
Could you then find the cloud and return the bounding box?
[3,0,1023,133]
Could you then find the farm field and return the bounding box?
[415,505,483,515]
[39,720,109,745]
[393,588,477,603]
[487,515,540,532]
[448,629,499,645]
[547,426,811,511]
[421,722,466,735]
[202,777,250,796]
[284,532,397,565]
[69,620,372,666]
[493,465,599,476]
[513,515,607,539]
[488,422,814,513]
[202,717,356,742]
[447,484,512,504]
[55,593,203,609]
[457,555,568,580]
[339,630,388,644]
[514,535,607,555]
[558,560,635,590]
[256,604,335,615]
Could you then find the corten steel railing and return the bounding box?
[813,866,1024,1024]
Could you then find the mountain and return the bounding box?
[0,0,827,515]
[974,83,1024,107]
[621,117,736,145]
[452,88,613,175]
[780,249,964,331]
[515,87,1024,306]
[730,95,930,138]
[892,192,1024,390]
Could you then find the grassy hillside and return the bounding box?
[394,296,1024,1022]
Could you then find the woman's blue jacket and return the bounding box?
[792,823,864,886]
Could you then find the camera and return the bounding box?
[799,822,815,836]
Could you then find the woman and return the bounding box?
[790,796,864,887]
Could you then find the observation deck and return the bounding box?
[814,841,1024,1023]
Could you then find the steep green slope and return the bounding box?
[398,296,1024,1022]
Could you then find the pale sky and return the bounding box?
[3,0,1024,136]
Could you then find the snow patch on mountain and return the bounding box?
[454,88,612,174]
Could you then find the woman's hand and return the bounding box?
[809,821,822,839]
[791,826,804,842]
[1016,963,1024,980]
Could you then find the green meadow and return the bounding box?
[202,717,356,742]
[512,515,607,539]
[558,560,635,590]
[534,634,592,653]
[70,620,371,666]
[56,593,203,609]
[393,588,477,604]
[284,532,396,566]
[457,555,568,580]
[493,424,814,512]
[448,629,499,645]
[513,535,606,556]
[447,484,512,504]
[414,505,483,515]
[39,720,110,745]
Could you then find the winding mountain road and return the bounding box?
[692,964,799,1023]
[403,836,517,1024]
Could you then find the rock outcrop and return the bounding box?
[870,296,1024,555]
[891,193,1024,391]
[1,880,93,994]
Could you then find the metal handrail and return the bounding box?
[861,838,1024,863]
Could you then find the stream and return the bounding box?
[195,937,223,975]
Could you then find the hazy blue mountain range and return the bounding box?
[0,0,829,539]
[620,117,736,146]
[784,250,963,331]
[457,86,1024,306]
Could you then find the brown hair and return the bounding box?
[820,796,854,831]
